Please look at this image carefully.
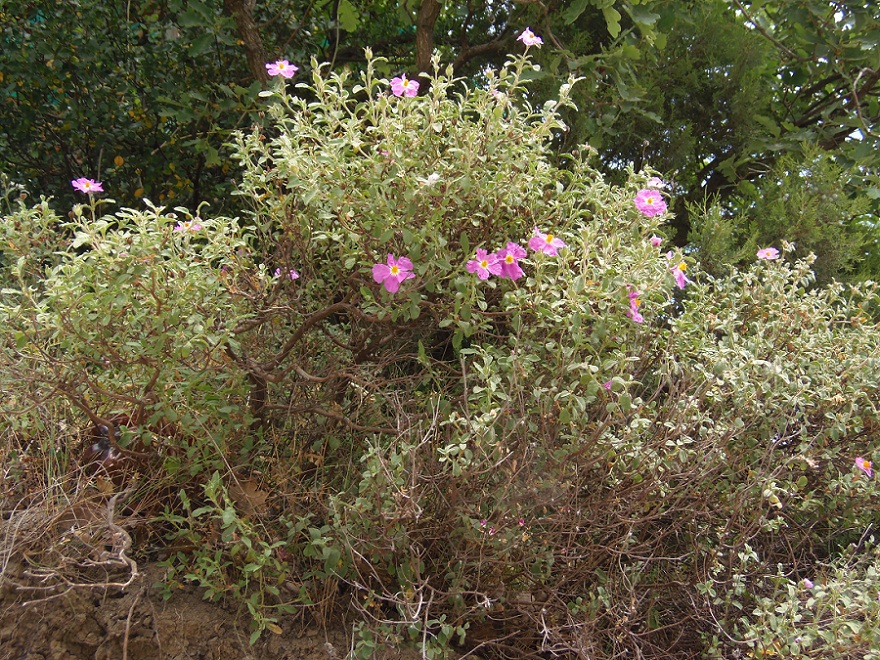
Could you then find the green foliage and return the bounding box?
[710,547,880,658]
[0,193,255,470]
[157,472,310,644]
[3,49,880,657]
[0,0,311,211]
[3,0,879,275]
[691,149,874,283]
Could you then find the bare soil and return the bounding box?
[0,563,419,660]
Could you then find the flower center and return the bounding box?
[390,266,400,276]
[678,263,687,271]
[545,234,554,243]
[480,260,489,268]
[505,255,514,264]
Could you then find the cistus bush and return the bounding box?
[2,42,880,658]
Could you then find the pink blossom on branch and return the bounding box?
[71,178,103,194]
[627,291,644,324]
[517,28,543,48]
[672,262,690,289]
[173,220,202,232]
[634,189,667,217]
[466,248,503,280]
[372,254,415,293]
[855,456,873,478]
[274,267,300,281]
[266,59,298,78]
[650,235,663,247]
[497,242,527,281]
[757,247,780,260]
[528,227,567,256]
[390,75,419,97]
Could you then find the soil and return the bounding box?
[0,563,421,660]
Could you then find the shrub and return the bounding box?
[2,48,880,657]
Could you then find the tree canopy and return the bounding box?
[1,0,878,275]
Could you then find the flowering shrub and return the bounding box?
[2,45,880,658]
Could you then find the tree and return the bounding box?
[2,1,878,277]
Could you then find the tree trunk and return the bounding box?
[223,0,270,85]
[415,0,442,76]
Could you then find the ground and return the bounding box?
[0,563,422,660]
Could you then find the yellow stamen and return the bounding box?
[678,262,687,271]
[505,255,514,264]
[390,266,400,275]
[546,234,554,243]
[480,260,489,268]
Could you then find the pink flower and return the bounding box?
[275,267,300,280]
[466,248,503,280]
[266,59,298,78]
[518,518,526,527]
[757,247,780,260]
[390,75,419,97]
[646,177,664,189]
[480,519,487,527]
[173,220,202,232]
[634,189,667,217]
[803,578,814,589]
[855,456,873,478]
[650,235,663,247]
[372,254,415,293]
[528,227,567,256]
[602,380,613,390]
[71,178,103,194]
[627,291,644,324]
[672,262,690,289]
[497,242,527,281]
[517,28,543,48]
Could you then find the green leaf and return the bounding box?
[603,7,622,38]
[189,33,214,57]
[562,0,589,24]
[628,6,660,30]
[177,10,207,28]
[337,0,360,32]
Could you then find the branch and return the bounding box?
[260,301,350,372]
[452,39,508,70]
[224,0,270,85]
[731,0,804,62]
